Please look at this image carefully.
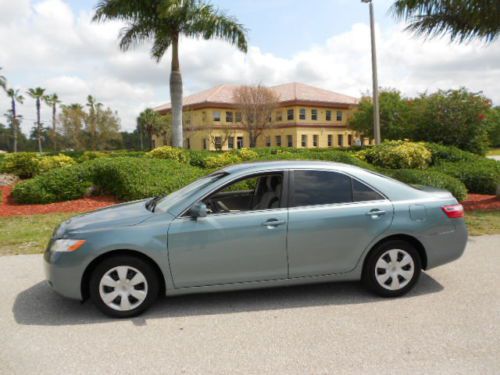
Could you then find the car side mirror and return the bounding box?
[190,202,208,219]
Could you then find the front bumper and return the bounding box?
[44,247,85,300]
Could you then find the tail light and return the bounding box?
[442,204,464,218]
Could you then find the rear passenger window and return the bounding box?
[352,179,384,202]
[292,171,352,207]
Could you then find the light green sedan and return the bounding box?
[45,161,468,318]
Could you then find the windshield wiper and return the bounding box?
[146,195,164,212]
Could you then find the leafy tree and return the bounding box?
[93,0,248,148]
[137,108,170,150]
[27,87,46,153]
[0,122,10,151]
[411,88,491,154]
[86,95,102,150]
[44,93,62,152]
[6,88,24,152]
[484,106,500,147]
[350,89,413,141]
[392,0,500,43]
[94,107,122,150]
[59,104,87,151]
[0,67,6,94]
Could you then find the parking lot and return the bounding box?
[1,235,499,374]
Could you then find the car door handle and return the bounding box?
[261,219,286,227]
[366,209,386,218]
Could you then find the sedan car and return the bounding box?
[45,161,468,317]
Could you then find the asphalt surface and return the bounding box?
[1,236,499,375]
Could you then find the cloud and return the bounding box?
[0,0,499,135]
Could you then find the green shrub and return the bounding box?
[432,160,500,194]
[2,152,41,178]
[79,151,109,162]
[188,150,213,167]
[357,141,432,169]
[38,154,76,173]
[383,169,468,201]
[203,152,242,169]
[424,143,479,165]
[146,146,190,163]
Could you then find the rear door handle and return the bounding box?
[366,209,386,218]
[261,219,286,227]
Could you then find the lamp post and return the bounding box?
[362,0,381,145]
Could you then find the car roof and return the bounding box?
[222,160,360,174]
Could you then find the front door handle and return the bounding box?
[366,209,386,218]
[261,219,286,227]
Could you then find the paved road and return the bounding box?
[1,236,499,375]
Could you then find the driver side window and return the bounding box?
[203,173,283,214]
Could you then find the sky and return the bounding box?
[1,0,499,134]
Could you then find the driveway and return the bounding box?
[1,236,499,375]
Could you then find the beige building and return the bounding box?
[154,82,367,150]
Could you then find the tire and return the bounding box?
[363,240,422,297]
[89,255,159,318]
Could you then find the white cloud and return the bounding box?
[0,0,499,135]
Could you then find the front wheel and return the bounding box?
[89,255,159,318]
[363,240,422,297]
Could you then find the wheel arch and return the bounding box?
[364,234,428,271]
[81,249,166,301]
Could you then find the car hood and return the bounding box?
[55,199,153,237]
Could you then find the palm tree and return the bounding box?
[27,87,46,153]
[86,95,103,150]
[6,88,24,152]
[137,108,168,150]
[0,67,6,93]
[94,0,248,148]
[44,93,62,152]
[392,0,500,43]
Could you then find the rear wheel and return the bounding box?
[363,240,421,297]
[89,255,159,318]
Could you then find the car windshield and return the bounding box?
[154,172,227,213]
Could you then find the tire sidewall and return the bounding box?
[363,240,422,297]
[89,255,159,318]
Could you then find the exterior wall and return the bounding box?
[154,104,369,150]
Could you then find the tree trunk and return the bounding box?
[11,98,17,153]
[52,104,57,152]
[36,98,42,153]
[170,33,183,148]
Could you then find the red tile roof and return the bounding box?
[154,82,358,112]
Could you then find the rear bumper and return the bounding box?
[44,249,84,300]
[421,220,468,270]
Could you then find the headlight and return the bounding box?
[50,239,86,253]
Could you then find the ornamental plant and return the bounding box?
[357,140,432,170]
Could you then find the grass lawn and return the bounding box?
[487,148,500,156]
[0,210,499,256]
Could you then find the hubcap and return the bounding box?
[375,249,415,291]
[99,266,148,311]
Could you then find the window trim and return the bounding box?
[288,169,388,209]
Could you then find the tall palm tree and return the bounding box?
[6,88,24,152]
[94,0,248,148]
[392,0,500,43]
[86,95,102,151]
[27,87,46,153]
[44,93,62,151]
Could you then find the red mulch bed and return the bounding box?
[0,185,119,217]
[462,194,500,212]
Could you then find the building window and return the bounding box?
[265,136,271,147]
[237,136,244,149]
[313,135,319,147]
[301,134,307,147]
[202,111,207,122]
[213,111,221,122]
[336,111,343,122]
[203,138,207,150]
[226,111,233,123]
[348,134,353,146]
[214,136,222,150]
[287,135,293,147]
[228,137,234,149]
[338,134,344,147]
[299,108,306,120]
[275,135,282,147]
[326,110,332,121]
[235,112,242,123]
[185,114,191,126]
[276,111,283,122]
[287,109,294,120]
[311,109,318,121]
[327,134,333,147]
[186,138,191,149]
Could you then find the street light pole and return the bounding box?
[362,0,381,145]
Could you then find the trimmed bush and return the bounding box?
[146,146,190,163]
[358,141,432,170]
[38,154,76,173]
[383,169,468,201]
[2,152,41,178]
[79,151,109,162]
[424,143,479,165]
[432,160,500,195]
